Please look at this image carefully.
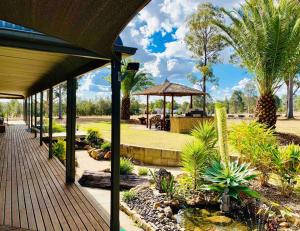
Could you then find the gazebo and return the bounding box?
[135,79,205,130]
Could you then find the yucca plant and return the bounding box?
[215,0,300,128]
[204,161,260,200]
[273,144,300,196]
[191,120,217,148]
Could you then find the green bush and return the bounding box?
[273,144,300,196]
[53,139,66,162]
[100,141,111,152]
[204,161,259,200]
[228,121,278,185]
[122,191,137,203]
[161,175,175,199]
[43,119,65,133]
[86,129,103,147]
[120,158,134,175]
[191,120,217,148]
[138,167,149,176]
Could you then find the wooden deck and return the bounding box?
[0,124,110,231]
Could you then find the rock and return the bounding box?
[158,213,165,219]
[154,168,172,193]
[200,209,210,217]
[194,228,204,231]
[164,206,173,218]
[104,151,111,159]
[279,222,289,228]
[78,170,150,189]
[90,149,101,160]
[153,202,162,210]
[204,216,232,225]
[103,168,110,173]
[87,148,96,155]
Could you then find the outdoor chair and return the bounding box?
[149,115,162,129]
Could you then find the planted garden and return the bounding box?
[121,104,300,231]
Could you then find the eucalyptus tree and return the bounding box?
[215,0,300,128]
[185,3,226,114]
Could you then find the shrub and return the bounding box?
[204,160,259,200]
[181,141,216,190]
[273,144,300,196]
[138,167,149,176]
[191,120,217,148]
[100,141,111,152]
[120,158,134,175]
[53,139,66,162]
[229,121,278,186]
[122,191,136,203]
[86,129,103,147]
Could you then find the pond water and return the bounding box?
[177,208,250,231]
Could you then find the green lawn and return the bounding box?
[77,117,300,151]
[78,121,195,150]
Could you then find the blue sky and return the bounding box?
[77,0,285,103]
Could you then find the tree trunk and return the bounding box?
[203,75,206,115]
[287,75,294,119]
[254,93,277,129]
[121,95,130,120]
[58,86,63,120]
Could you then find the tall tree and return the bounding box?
[215,0,300,128]
[229,90,245,113]
[185,3,225,115]
[120,60,153,120]
[244,81,257,114]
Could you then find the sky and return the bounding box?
[77,0,285,103]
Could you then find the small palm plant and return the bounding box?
[191,120,217,148]
[273,144,300,196]
[204,161,259,200]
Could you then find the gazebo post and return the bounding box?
[171,95,174,117]
[190,95,193,109]
[163,95,166,130]
[146,95,149,128]
[31,95,33,129]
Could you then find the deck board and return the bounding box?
[0,124,109,231]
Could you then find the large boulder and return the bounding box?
[78,170,150,190]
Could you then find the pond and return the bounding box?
[177,208,251,231]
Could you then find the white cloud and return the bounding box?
[232,78,252,91]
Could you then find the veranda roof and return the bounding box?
[134,79,205,96]
[0,0,150,97]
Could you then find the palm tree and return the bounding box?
[215,0,300,128]
[121,60,154,120]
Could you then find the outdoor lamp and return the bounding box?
[119,62,140,81]
[126,62,140,71]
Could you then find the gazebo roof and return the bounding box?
[134,79,205,97]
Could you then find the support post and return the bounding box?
[110,53,121,231]
[40,91,43,146]
[30,95,33,129]
[66,78,76,184]
[163,95,166,130]
[190,95,193,109]
[171,95,174,117]
[146,95,149,128]
[24,98,27,124]
[49,87,53,158]
[34,94,37,137]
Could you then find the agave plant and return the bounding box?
[191,120,217,148]
[214,0,300,128]
[204,161,260,200]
